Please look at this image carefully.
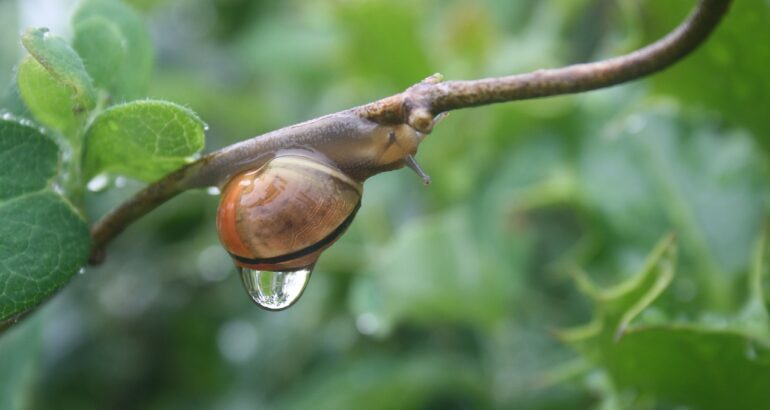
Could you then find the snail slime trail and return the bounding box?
[215,114,435,310]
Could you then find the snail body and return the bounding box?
[193,112,426,188]
[216,112,435,275]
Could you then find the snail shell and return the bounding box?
[216,154,362,271]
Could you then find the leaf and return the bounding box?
[579,103,767,309]
[559,235,678,344]
[17,28,96,140]
[596,325,770,410]
[83,100,205,181]
[0,118,91,323]
[644,0,770,149]
[72,0,152,100]
[20,28,96,112]
[560,235,770,409]
[72,16,127,93]
[16,58,81,139]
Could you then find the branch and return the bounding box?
[89,0,731,263]
[355,0,731,131]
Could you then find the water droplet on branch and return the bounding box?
[238,267,312,311]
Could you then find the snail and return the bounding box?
[216,154,363,272]
[213,112,437,310]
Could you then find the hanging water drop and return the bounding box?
[239,266,312,311]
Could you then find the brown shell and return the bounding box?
[216,155,363,271]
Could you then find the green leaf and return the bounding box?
[20,28,96,112]
[579,103,767,309]
[72,16,127,93]
[560,235,770,409]
[644,0,770,149]
[0,118,91,323]
[73,0,152,100]
[83,100,205,181]
[17,28,96,139]
[0,121,57,200]
[596,325,770,410]
[17,58,81,140]
[566,234,677,341]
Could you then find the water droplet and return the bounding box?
[1,112,13,121]
[77,267,86,275]
[87,174,110,192]
[238,267,312,311]
[206,186,221,196]
[203,123,210,131]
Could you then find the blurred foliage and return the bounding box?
[1,0,769,409]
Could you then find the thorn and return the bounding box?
[405,154,431,185]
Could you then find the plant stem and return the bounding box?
[89,0,732,263]
[354,0,731,131]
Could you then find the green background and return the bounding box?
[1,0,769,409]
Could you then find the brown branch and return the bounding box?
[89,0,731,263]
[355,0,731,132]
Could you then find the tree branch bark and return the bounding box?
[89,0,732,263]
[354,0,731,132]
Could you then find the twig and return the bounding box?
[89,0,731,263]
[355,0,731,131]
